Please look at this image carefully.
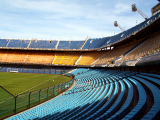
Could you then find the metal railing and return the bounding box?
[0,78,74,119]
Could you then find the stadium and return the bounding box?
[0,0,160,120]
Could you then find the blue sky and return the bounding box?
[0,0,158,40]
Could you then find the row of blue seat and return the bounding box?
[138,73,160,85]
[6,69,111,120]
[108,78,133,120]
[122,77,147,120]
[70,79,113,120]
[82,37,110,49]
[140,72,160,79]
[57,41,84,49]
[132,76,160,120]
[53,71,107,120]
[6,69,160,120]
[53,73,110,120]
[29,40,57,49]
[0,39,83,49]
[94,79,125,120]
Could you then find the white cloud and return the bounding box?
[0,0,159,40]
[114,3,131,14]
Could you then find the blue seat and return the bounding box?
[140,72,160,79]
[132,76,160,120]
[78,79,116,120]
[6,69,160,120]
[68,82,108,120]
[54,71,107,120]
[89,80,123,120]
[82,37,110,49]
[57,41,84,49]
[29,40,57,49]
[0,39,8,47]
[122,77,147,120]
[7,39,30,48]
[107,78,133,120]
[137,73,160,85]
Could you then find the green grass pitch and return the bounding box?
[0,72,71,96]
[0,72,71,119]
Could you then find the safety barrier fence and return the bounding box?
[0,75,74,119]
[0,67,64,75]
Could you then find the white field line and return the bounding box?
[0,76,58,105]
[18,76,58,95]
[0,97,13,104]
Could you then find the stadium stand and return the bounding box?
[57,41,84,49]
[2,50,28,63]
[0,33,159,66]
[0,39,9,47]
[117,33,160,63]
[69,41,84,49]
[7,39,30,48]
[25,51,55,64]
[52,52,81,65]
[93,42,139,65]
[77,51,107,65]
[107,78,134,120]
[121,77,147,120]
[87,80,125,120]
[82,37,110,49]
[0,50,82,65]
[0,34,159,66]
[52,52,64,64]
[6,68,160,120]
[0,50,8,62]
[132,76,160,120]
[29,40,57,49]
[0,50,55,64]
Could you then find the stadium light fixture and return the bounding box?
[132,4,148,20]
[114,21,125,32]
